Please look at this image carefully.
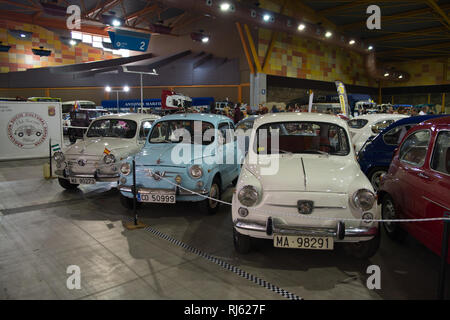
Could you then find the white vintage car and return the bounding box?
[54,113,160,189]
[232,113,381,259]
[348,114,408,153]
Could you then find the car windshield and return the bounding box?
[254,121,350,156]
[348,119,369,129]
[236,120,255,131]
[149,120,215,145]
[87,119,137,138]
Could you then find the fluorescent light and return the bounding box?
[368,45,374,50]
[202,36,209,43]
[298,24,305,31]
[20,34,26,38]
[325,31,332,38]
[112,19,121,27]
[82,34,92,43]
[220,2,231,11]
[105,86,111,92]
[263,14,271,22]
[398,75,403,79]
[384,73,389,77]
[349,39,355,45]
[123,86,130,92]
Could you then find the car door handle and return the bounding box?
[417,172,430,179]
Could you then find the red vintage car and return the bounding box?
[378,116,450,263]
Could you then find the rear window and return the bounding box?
[348,119,368,129]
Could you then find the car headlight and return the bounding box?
[104,154,116,164]
[189,165,203,179]
[120,162,131,176]
[352,189,375,211]
[53,151,65,163]
[238,185,259,207]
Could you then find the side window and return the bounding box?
[430,131,450,174]
[399,130,431,167]
[383,125,412,146]
[218,122,233,144]
[139,120,154,139]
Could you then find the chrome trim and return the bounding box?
[234,218,377,239]
[55,171,119,182]
[422,196,450,211]
[118,185,208,195]
[267,203,347,209]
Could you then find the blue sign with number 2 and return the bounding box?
[108,29,151,52]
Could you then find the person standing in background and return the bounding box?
[234,103,243,124]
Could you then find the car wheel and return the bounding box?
[58,177,79,190]
[199,177,221,215]
[233,227,252,254]
[368,168,387,192]
[344,231,380,259]
[382,194,407,241]
[120,194,142,210]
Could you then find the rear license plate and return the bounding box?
[273,235,333,250]
[69,177,96,184]
[137,193,176,203]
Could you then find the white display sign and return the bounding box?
[0,101,63,161]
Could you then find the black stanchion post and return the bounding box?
[49,138,52,178]
[132,159,137,226]
[438,211,450,300]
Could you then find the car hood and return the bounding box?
[65,137,137,159]
[249,155,358,193]
[135,143,214,167]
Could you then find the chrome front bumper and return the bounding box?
[234,217,378,240]
[55,170,120,182]
[118,185,209,196]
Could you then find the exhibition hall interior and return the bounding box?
[0,0,450,303]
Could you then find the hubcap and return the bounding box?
[383,200,396,233]
[371,170,386,191]
[208,183,219,209]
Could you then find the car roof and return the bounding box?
[420,115,450,127]
[155,113,232,124]
[384,114,446,129]
[94,113,161,121]
[253,112,348,128]
[352,114,408,120]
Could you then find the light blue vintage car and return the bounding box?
[118,113,242,214]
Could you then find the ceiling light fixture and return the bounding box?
[220,2,231,11]
[349,39,355,45]
[368,45,374,50]
[298,24,305,31]
[384,73,389,77]
[325,31,332,38]
[263,14,271,22]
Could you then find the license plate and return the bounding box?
[69,177,96,184]
[273,235,333,250]
[137,193,176,203]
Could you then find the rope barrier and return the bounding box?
[142,170,450,224]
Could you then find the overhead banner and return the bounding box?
[0,101,63,160]
[335,80,350,117]
[108,29,151,52]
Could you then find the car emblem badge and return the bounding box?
[78,159,87,167]
[152,171,165,181]
[297,200,314,215]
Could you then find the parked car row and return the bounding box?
[52,111,450,262]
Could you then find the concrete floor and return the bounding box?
[0,158,449,300]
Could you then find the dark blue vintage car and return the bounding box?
[358,114,446,191]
